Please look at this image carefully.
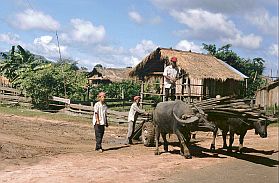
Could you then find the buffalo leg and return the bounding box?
[161,133,168,152]
[239,131,247,154]
[222,130,228,149]
[228,131,234,152]
[210,128,218,151]
[175,129,192,159]
[154,125,160,155]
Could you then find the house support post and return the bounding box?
[140,81,144,109]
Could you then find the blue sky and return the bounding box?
[0,0,278,76]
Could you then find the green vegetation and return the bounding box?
[0,45,91,109]
[202,44,266,97]
[0,105,91,124]
[0,45,142,111]
[89,80,141,100]
[0,44,270,112]
[265,105,279,117]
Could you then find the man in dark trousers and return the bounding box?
[92,92,108,152]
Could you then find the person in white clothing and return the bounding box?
[163,56,179,101]
[93,91,108,152]
[125,96,148,145]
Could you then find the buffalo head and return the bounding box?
[253,118,267,138]
[173,103,216,132]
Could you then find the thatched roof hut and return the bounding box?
[130,47,247,81]
[129,47,248,100]
[88,67,133,85]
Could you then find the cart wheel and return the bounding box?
[142,121,155,147]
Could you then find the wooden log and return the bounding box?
[67,108,93,115]
[205,110,239,117]
[69,103,94,111]
[209,108,252,113]
[52,96,70,104]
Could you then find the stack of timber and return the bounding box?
[192,96,278,123]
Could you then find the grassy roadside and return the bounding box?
[0,105,277,127]
[0,106,92,124]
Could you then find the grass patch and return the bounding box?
[269,121,279,127]
[0,106,91,124]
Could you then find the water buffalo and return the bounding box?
[153,100,216,159]
[209,117,268,153]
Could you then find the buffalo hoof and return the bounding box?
[210,144,215,151]
[185,154,192,159]
[164,147,168,153]
[222,145,228,149]
[239,148,244,154]
[154,151,160,155]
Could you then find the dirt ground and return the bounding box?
[0,113,278,183]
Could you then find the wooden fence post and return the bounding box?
[121,87,125,108]
[140,81,144,108]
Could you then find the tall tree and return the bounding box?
[202,44,265,97]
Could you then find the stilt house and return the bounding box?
[129,47,248,101]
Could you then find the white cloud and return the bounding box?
[12,9,60,31]
[269,44,278,57]
[128,11,143,24]
[0,33,23,45]
[222,33,262,50]
[31,35,67,58]
[246,10,278,36]
[171,9,262,49]
[150,0,269,14]
[74,40,158,69]
[170,9,237,39]
[61,19,105,44]
[95,45,125,55]
[129,40,158,60]
[149,16,162,24]
[175,40,202,53]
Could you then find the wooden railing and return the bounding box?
[50,96,149,124]
[0,86,31,106]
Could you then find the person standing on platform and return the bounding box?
[163,56,180,101]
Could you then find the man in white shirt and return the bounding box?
[93,92,108,152]
[163,56,179,101]
[125,96,148,145]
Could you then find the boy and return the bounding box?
[125,96,148,145]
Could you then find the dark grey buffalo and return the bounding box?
[209,117,268,153]
[153,100,216,159]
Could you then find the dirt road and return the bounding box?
[0,113,278,183]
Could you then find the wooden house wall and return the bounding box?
[256,84,279,108]
[203,79,242,98]
[269,86,278,106]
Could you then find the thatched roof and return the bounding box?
[129,47,248,81]
[88,67,133,82]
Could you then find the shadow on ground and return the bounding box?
[155,141,279,167]
[200,146,279,167]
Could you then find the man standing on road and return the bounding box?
[125,96,148,145]
[163,56,180,101]
[93,91,108,152]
